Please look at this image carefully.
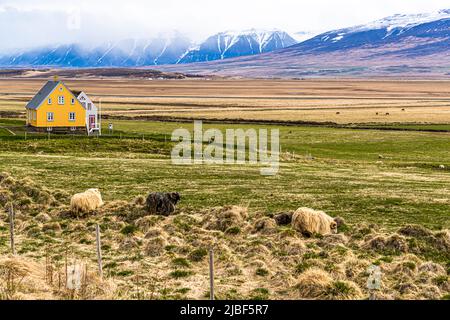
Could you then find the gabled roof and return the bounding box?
[71,90,82,97]
[25,81,60,110]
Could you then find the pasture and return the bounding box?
[0,118,448,229]
[1,79,450,125]
[0,78,449,300]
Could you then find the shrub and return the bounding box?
[188,248,208,262]
[172,257,191,268]
[251,288,270,300]
[255,268,269,276]
[433,276,448,286]
[325,280,363,300]
[295,262,312,274]
[121,224,137,235]
[170,270,192,279]
[225,226,241,235]
[116,270,134,277]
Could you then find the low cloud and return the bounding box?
[0,0,448,51]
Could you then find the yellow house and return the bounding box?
[26,80,87,133]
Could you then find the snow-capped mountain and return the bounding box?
[177,29,296,63]
[0,30,297,67]
[156,9,450,78]
[0,34,192,67]
[288,9,450,55]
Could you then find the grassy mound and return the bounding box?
[0,173,448,300]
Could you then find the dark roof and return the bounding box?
[25,81,60,110]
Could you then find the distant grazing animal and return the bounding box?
[376,112,379,115]
[145,192,181,216]
[70,189,103,214]
[291,207,337,237]
[386,113,390,115]
[336,112,340,115]
[439,165,445,169]
[401,108,405,111]
[274,212,293,226]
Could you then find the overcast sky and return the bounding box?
[0,0,449,50]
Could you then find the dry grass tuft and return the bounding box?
[296,268,333,299]
[202,205,248,232]
[363,233,409,254]
[253,217,277,234]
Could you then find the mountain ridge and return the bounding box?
[0,30,297,68]
[155,9,450,78]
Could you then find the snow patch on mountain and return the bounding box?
[331,9,450,42]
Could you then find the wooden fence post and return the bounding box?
[9,203,15,255]
[96,224,103,278]
[209,248,214,300]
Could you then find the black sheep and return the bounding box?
[274,212,293,226]
[145,192,181,216]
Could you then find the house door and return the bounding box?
[89,115,96,128]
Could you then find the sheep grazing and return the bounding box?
[291,207,337,237]
[274,212,293,226]
[439,165,445,170]
[70,189,103,215]
[145,192,180,216]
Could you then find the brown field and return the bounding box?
[1,78,450,124]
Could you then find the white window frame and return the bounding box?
[87,103,92,111]
[69,112,76,121]
[71,98,75,105]
[58,96,65,105]
[48,98,52,105]
[47,112,54,122]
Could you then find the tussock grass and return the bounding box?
[1,175,448,300]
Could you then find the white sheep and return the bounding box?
[292,207,337,236]
[70,189,103,215]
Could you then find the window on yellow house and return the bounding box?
[71,98,75,105]
[48,98,52,104]
[47,112,54,122]
[58,96,65,105]
[69,112,76,121]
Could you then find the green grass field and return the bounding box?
[0,118,449,230]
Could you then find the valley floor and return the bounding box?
[0,78,448,300]
[1,78,450,125]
